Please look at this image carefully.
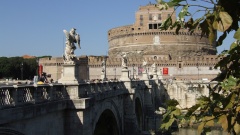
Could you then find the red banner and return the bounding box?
[163,68,168,75]
[38,64,43,76]
[138,67,143,75]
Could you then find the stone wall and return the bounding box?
[39,56,88,81]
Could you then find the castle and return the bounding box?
[39,3,221,81]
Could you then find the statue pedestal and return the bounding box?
[58,63,79,84]
[120,68,130,81]
[152,73,158,80]
[100,72,107,81]
[158,75,163,80]
[141,70,148,80]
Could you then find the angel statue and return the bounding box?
[142,59,147,72]
[101,60,106,73]
[121,52,128,69]
[63,28,80,63]
[151,63,157,74]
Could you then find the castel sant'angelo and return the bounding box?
[39,3,221,81]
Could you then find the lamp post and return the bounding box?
[21,62,23,80]
[104,56,107,81]
[36,58,39,76]
[198,67,199,81]
[197,63,199,81]
[132,64,135,79]
[114,67,116,80]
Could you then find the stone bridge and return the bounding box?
[0,79,215,135]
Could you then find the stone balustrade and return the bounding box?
[0,84,67,109]
[0,81,139,109]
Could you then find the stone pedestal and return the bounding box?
[152,73,158,80]
[58,63,79,84]
[158,75,163,80]
[120,68,130,81]
[141,70,148,80]
[100,72,107,81]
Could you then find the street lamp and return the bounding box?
[114,67,116,80]
[36,58,39,76]
[21,62,23,80]
[197,63,199,81]
[132,64,135,79]
[103,56,107,81]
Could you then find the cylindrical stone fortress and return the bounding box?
[108,4,217,58]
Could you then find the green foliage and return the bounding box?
[157,0,240,134]
[161,99,181,131]
[0,57,38,80]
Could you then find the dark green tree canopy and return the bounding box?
[0,57,38,80]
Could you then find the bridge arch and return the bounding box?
[93,99,122,135]
[134,90,144,131]
[135,97,143,130]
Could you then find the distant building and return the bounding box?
[22,55,36,59]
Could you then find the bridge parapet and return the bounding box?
[0,84,67,109]
[78,81,128,100]
[0,81,131,110]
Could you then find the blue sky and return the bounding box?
[0,0,235,57]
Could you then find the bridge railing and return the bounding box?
[0,84,67,109]
[79,81,127,98]
[0,81,134,109]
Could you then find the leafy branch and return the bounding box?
[156,0,240,134]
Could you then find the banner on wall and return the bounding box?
[138,67,143,75]
[163,68,168,75]
[38,64,43,76]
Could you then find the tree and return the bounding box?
[0,57,38,80]
[156,0,240,134]
[0,57,11,78]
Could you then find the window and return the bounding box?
[178,63,182,68]
[149,14,152,20]
[140,20,143,26]
[154,24,157,29]
[168,14,170,17]
[158,14,161,20]
[149,24,153,29]
[140,15,143,20]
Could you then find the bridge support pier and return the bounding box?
[124,94,139,135]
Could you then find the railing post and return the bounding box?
[13,85,19,106]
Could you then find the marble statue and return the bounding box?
[142,59,147,72]
[121,52,128,69]
[63,28,80,63]
[101,60,105,73]
[151,63,157,74]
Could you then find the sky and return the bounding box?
[0,0,235,57]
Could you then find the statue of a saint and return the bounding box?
[121,52,128,69]
[101,60,105,73]
[142,59,147,72]
[151,63,157,74]
[63,28,80,63]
